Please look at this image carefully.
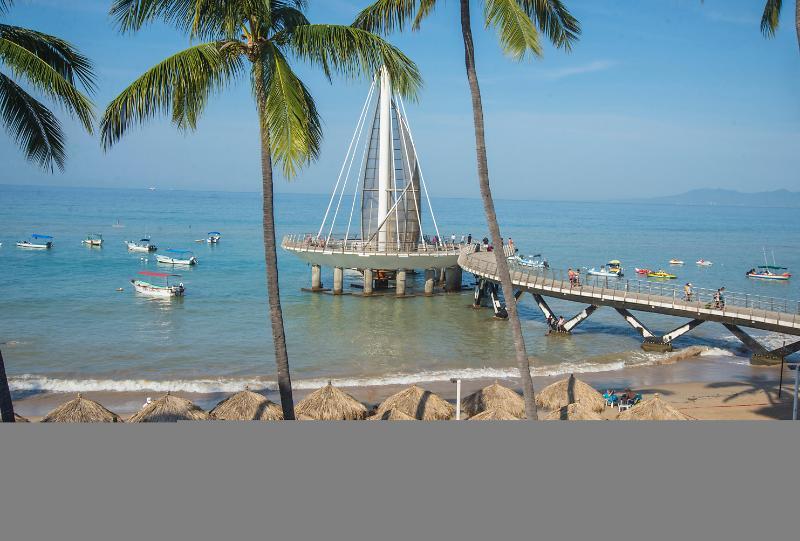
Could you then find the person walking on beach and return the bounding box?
[684,283,693,302]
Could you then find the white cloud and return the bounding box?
[539,60,617,81]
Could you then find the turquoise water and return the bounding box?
[1,184,798,394]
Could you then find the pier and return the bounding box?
[460,247,800,365]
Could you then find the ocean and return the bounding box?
[1,184,798,396]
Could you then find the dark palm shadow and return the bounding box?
[415,391,431,420]
[705,376,795,419]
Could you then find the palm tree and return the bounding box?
[355,0,579,419]
[101,0,421,419]
[760,0,800,51]
[0,0,95,171]
[0,349,15,422]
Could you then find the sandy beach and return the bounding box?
[10,349,798,421]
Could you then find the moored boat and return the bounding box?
[587,267,621,278]
[130,271,185,297]
[668,259,684,265]
[126,237,157,252]
[746,266,791,281]
[82,233,103,246]
[156,249,197,266]
[207,231,221,244]
[696,259,712,266]
[17,233,53,249]
[635,267,651,275]
[648,270,677,279]
[509,254,548,269]
[607,259,623,276]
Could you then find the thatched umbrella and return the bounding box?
[295,382,368,420]
[210,387,283,421]
[127,392,210,422]
[373,385,455,420]
[468,407,521,420]
[368,408,416,421]
[618,394,690,420]
[462,381,525,418]
[545,402,602,421]
[40,393,122,423]
[535,374,605,413]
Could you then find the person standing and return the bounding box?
[467,233,472,245]
[508,237,515,253]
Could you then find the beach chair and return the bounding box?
[603,392,618,408]
[618,393,642,412]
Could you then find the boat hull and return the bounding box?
[155,255,197,266]
[17,242,51,249]
[83,240,103,246]
[131,280,185,297]
[126,242,156,252]
[747,273,791,281]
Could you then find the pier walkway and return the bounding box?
[459,247,800,365]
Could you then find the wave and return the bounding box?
[699,347,736,357]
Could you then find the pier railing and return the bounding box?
[460,246,800,327]
[282,234,463,256]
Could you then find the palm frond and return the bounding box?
[255,43,321,177]
[0,34,94,131]
[0,24,96,91]
[484,0,542,60]
[100,41,244,148]
[760,0,782,38]
[353,0,420,34]
[0,0,13,16]
[0,73,65,171]
[288,23,421,98]
[110,0,239,39]
[412,0,437,30]
[519,0,580,50]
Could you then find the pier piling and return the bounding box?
[333,267,344,295]
[396,270,407,296]
[311,264,322,290]
[363,269,373,295]
[424,269,435,296]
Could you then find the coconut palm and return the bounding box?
[101,0,421,419]
[354,0,580,419]
[0,349,15,422]
[760,0,800,51]
[0,0,95,171]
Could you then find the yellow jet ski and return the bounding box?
[647,270,677,279]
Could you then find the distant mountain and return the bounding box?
[637,189,800,208]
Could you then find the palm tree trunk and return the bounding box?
[255,68,295,420]
[795,0,799,52]
[459,0,537,419]
[0,349,16,422]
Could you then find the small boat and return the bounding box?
[648,270,677,279]
[635,268,651,275]
[156,249,197,266]
[668,259,684,265]
[112,218,125,228]
[587,267,620,278]
[509,254,548,269]
[207,231,222,244]
[131,271,185,297]
[17,233,53,249]
[82,233,103,246]
[696,259,712,266]
[606,259,624,276]
[126,237,157,252]
[746,266,791,281]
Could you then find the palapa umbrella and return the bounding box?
[535,374,605,413]
[617,394,690,420]
[373,384,455,420]
[545,402,602,421]
[40,393,122,423]
[468,407,521,420]
[367,408,416,421]
[462,381,525,418]
[210,387,283,421]
[127,392,210,422]
[295,382,367,420]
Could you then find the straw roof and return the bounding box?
[535,375,605,413]
[618,394,690,421]
[373,385,455,420]
[367,408,416,421]
[40,393,122,423]
[127,392,210,422]
[545,402,602,421]
[210,387,283,421]
[295,382,368,420]
[462,381,525,418]
[468,407,521,420]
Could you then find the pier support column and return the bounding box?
[616,308,705,352]
[445,266,462,292]
[488,283,508,319]
[311,264,322,290]
[424,269,435,296]
[363,269,373,296]
[723,324,800,366]
[473,279,486,307]
[396,270,407,296]
[532,294,596,334]
[439,267,446,286]
[333,267,344,295]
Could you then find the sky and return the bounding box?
[1,0,799,200]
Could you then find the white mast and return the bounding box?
[377,66,392,250]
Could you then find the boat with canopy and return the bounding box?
[509,253,548,269]
[207,231,221,244]
[587,266,621,278]
[746,248,792,280]
[17,234,53,249]
[126,237,157,252]
[130,271,185,297]
[82,233,103,246]
[156,249,197,266]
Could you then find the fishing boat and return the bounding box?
[156,249,197,266]
[509,254,548,269]
[207,231,221,244]
[587,267,621,278]
[648,270,677,279]
[126,237,157,252]
[668,259,684,265]
[635,268,651,275]
[17,234,53,249]
[130,271,185,297]
[696,259,712,266]
[82,233,103,246]
[746,266,791,281]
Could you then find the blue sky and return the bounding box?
[1,0,798,200]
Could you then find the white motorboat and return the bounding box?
[669,259,684,265]
[126,237,157,252]
[696,259,712,266]
[509,254,548,269]
[207,231,221,244]
[131,271,185,297]
[17,234,53,249]
[156,249,197,266]
[587,267,620,278]
[82,233,103,246]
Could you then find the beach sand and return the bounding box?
[9,350,798,421]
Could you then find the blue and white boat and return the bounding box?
[509,254,548,269]
[207,231,222,244]
[126,237,157,252]
[17,233,53,249]
[156,249,197,266]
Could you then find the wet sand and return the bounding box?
[10,350,798,420]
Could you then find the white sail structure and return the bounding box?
[282,66,461,273]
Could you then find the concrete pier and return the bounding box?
[445,266,462,292]
[311,264,322,290]
[424,269,435,296]
[363,269,373,295]
[396,270,407,296]
[333,267,344,295]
